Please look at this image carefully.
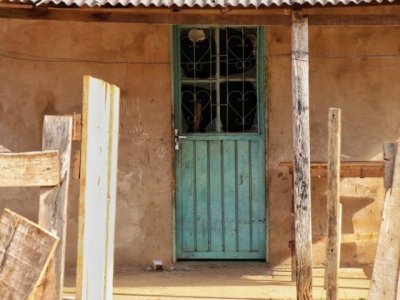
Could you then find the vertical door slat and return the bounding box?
[182,141,195,252]
[209,141,223,252]
[223,140,237,252]
[195,141,209,252]
[237,140,251,252]
[251,140,260,252]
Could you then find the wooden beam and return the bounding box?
[72,150,81,180]
[313,232,378,244]
[337,203,342,265]
[73,112,82,141]
[0,6,291,25]
[2,5,400,26]
[32,116,73,300]
[0,209,59,299]
[325,108,341,300]
[280,161,383,178]
[383,144,396,190]
[309,15,400,26]
[291,11,313,300]
[369,143,400,300]
[398,271,400,300]
[0,150,60,187]
[290,175,296,282]
[76,76,120,300]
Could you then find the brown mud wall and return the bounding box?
[0,21,173,269]
[0,17,399,269]
[267,24,400,266]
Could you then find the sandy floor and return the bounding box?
[64,262,370,299]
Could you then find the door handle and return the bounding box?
[174,129,187,151]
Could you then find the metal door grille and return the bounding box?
[179,27,259,134]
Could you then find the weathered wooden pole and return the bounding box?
[369,143,400,300]
[325,108,341,300]
[34,115,73,300]
[397,271,400,300]
[291,10,313,300]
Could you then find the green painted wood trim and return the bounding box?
[172,25,183,260]
[178,251,266,260]
[172,25,181,131]
[257,26,269,262]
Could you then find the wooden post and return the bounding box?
[369,143,400,300]
[291,181,296,282]
[32,116,73,300]
[337,203,342,272]
[397,270,400,300]
[76,76,120,300]
[291,10,313,300]
[325,108,341,300]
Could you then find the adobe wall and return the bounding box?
[267,24,400,266]
[0,20,173,269]
[0,16,399,271]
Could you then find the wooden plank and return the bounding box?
[369,143,400,300]
[325,108,341,300]
[73,150,81,180]
[250,140,262,254]
[383,143,396,190]
[308,15,400,26]
[76,76,120,300]
[279,161,383,178]
[181,141,195,253]
[337,203,342,270]
[3,5,400,26]
[0,209,59,299]
[325,203,342,291]
[290,165,296,282]
[223,140,237,253]
[397,271,400,300]
[33,115,73,300]
[310,164,382,178]
[237,140,251,252]
[73,112,82,141]
[313,232,378,244]
[195,141,208,252]
[0,150,60,187]
[291,11,313,300]
[209,141,223,252]
[0,6,291,25]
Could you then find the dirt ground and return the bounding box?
[63,262,370,299]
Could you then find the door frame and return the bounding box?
[171,25,268,262]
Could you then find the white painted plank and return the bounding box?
[76,76,120,300]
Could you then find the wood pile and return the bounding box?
[0,76,120,299]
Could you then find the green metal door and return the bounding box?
[174,26,266,260]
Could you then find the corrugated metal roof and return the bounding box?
[26,0,397,8]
